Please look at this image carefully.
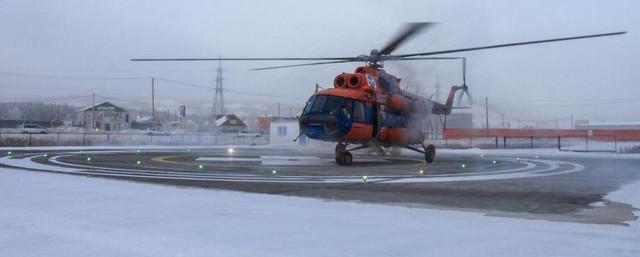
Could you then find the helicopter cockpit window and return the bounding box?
[311,95,326,112]
[323,96,341,114]
[303,96,315,114]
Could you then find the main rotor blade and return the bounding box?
[383,56,463,61]
[250,60,356,71]
[130,57,353,62]
[398,31,626,58]
[379,22,436,55]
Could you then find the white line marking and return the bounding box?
[196,157,260,162]
[0,150,585,184]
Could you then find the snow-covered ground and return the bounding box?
[1,164,639,257]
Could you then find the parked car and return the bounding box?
[145,128,170,136]
[20,124,48,134]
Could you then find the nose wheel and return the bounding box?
[335,143,353,166]
[336,151,353,166]
[424,144,436,163]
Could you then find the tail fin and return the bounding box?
[432,85,466,115]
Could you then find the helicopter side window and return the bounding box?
[353,100,365,122]
[342,100,352,119]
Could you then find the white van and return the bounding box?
[20,124,48,134]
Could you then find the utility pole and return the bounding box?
[571,115,574,129]
[501,114,505,128]
[434,74,441,102]
[485,96,489,130]
[277,103,281,118]
[151,77,155,130]
[91,93,95,130]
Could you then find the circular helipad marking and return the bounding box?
[0,149,585,184]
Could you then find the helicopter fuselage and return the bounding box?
[299,66,445,147]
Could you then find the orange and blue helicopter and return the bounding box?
[132,23,625,166]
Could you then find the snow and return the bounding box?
[1,166,639,257]
[215,115,229,127]
[0,145,261,151]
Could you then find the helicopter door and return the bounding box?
[371,103,380,138]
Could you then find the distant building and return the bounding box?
[76,101,129,131]
[446,113,473,129]
[257,116,271,135]
[269,117,306,145]
[575,121,640,130]
[215,114,247,134]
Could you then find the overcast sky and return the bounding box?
[0,0,638,127]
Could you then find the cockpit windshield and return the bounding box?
[302,95,348,115]
[302,96,315,114]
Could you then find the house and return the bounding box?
[215,114,247,134]
[76,101,129,131]
[269,117,306,145]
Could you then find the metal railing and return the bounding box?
[0,131,268,147]
[430,136,635,153]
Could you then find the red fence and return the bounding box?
[444,128,640,141]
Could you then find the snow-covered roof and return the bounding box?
[215,114,246,128]
[77,101,126,113]
[215,116,229,127]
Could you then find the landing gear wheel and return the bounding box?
[335,143,347,166]
[342,152,353,166]
[424,144,436,163]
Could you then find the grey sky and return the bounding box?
[0,0,637,126]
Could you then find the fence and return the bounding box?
[441,128,640,152]
[0,131,268,147]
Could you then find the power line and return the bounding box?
[153,77,214,90]
[0,94,92,103]
[489,96,640,103]
[476,99,640,108]
[0,70,303,102]
[0,71,146,80]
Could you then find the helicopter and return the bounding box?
[131,23,625,166]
